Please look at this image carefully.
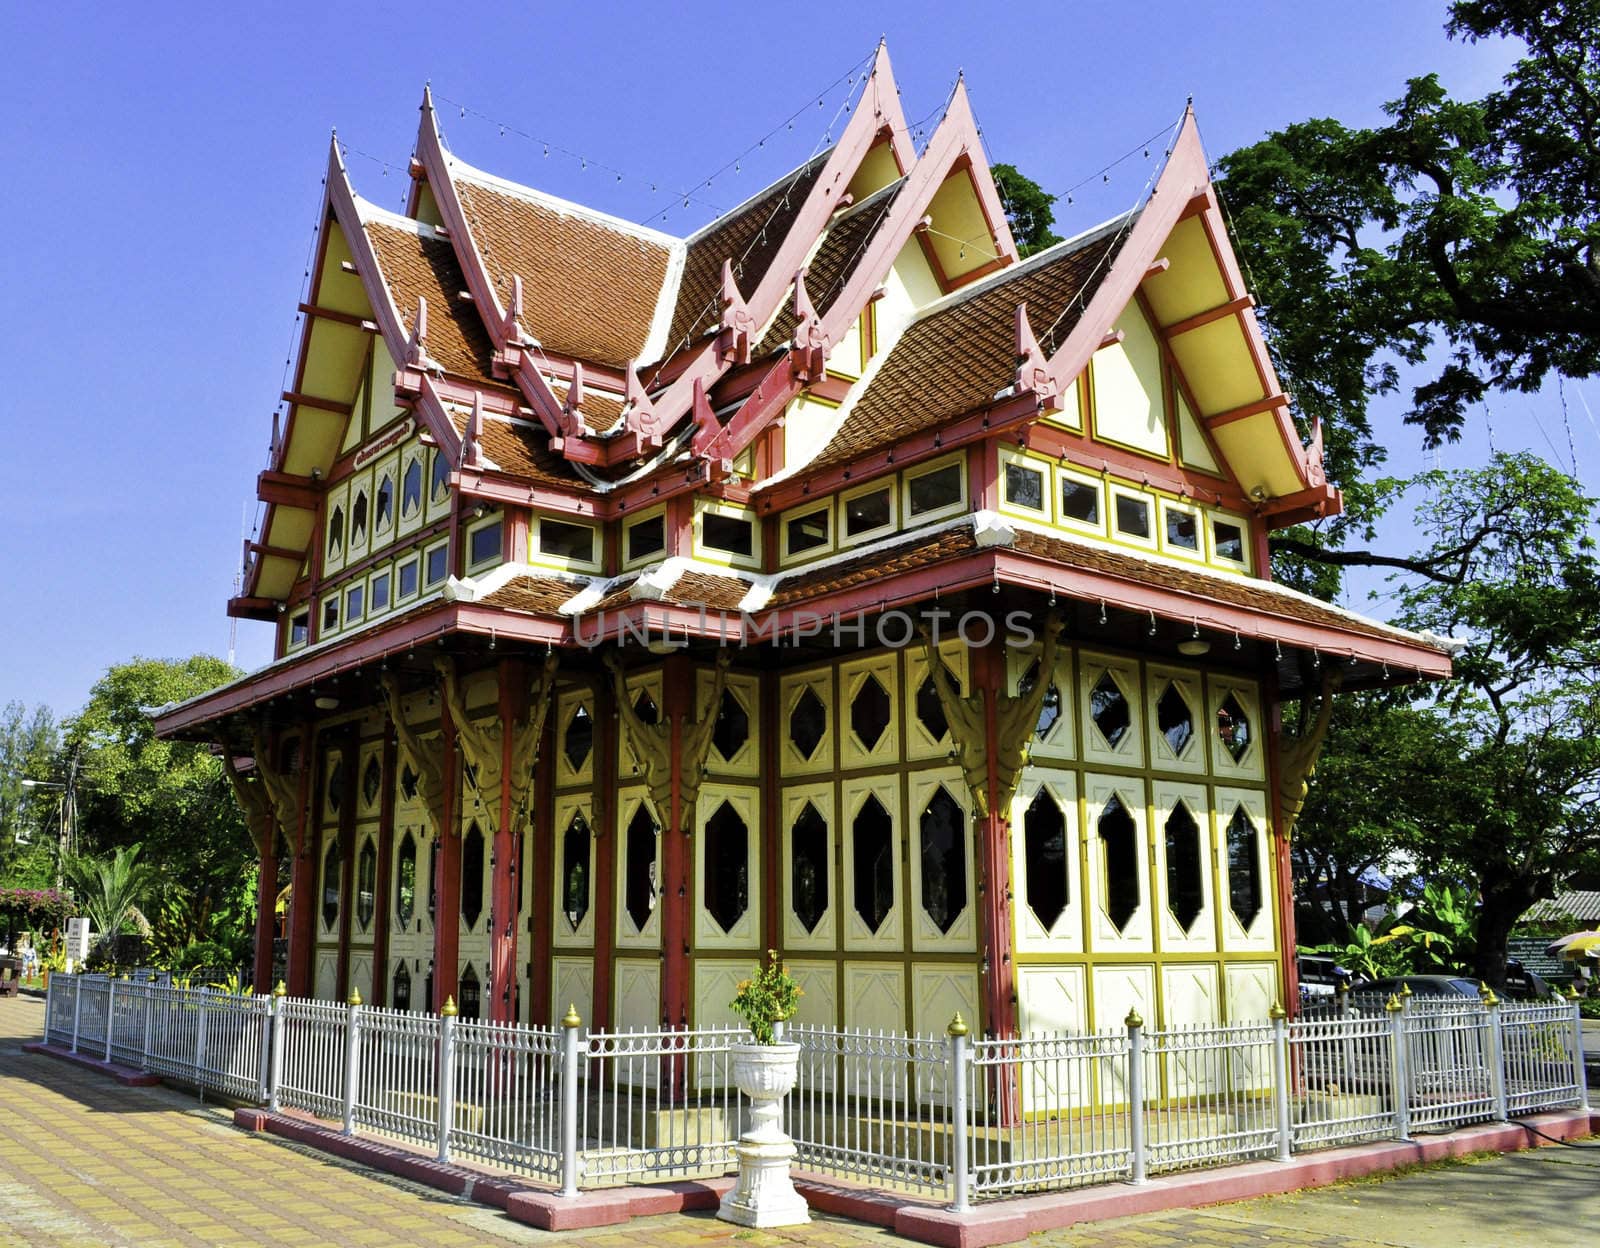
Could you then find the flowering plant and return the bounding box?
[730,949,802,1044]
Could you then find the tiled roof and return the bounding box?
[767,527,979,608]
[549,379,626,435]
[806,224,1127,472]
[662,155,830,360]
[455,174,673,369]
[478,577,584,615]
[662,570,748,612]
[446,412,581,489]
[365,220,500,383]
[1526,891,1600,923]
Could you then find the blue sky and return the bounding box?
[0,2,1584,718]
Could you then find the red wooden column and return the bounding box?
[528,691,557,1025]
[334,732,358,1003]
[1263,666,1301,1012]
[975,637,1020,1040]
[590,671,618,1030]
[432,713,461,1012]
[661,655,693,1033]
[760,665,781,953]
[253,838,277,993]
[372,728,398,1006]
[489,657,523,1025]
[286,724,318,997]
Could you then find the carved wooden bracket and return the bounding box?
[247,727,305,852]
[607,651,730,834]
[436,656,501,826]
[380,673,448,835]
[1014,302,1058,408]
[510,654,560,834]
[789,268,830,384]
[222,751,273,859]
[1277,673,1341,837]
[716,259,755,365]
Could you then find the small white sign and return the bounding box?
[64,917,91,965]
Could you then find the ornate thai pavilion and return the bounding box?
[155,47,1452,1039]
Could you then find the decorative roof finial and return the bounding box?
[407,295,432,368]
[462,392,484,470]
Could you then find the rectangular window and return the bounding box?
[702,510,754,557]
[1004,462,1046,512]
[1060,477,1101,527]
[396,556,420,601]
[467,518,503,570]
[370,571,391,614]
[1212,517,1247,565]
[784,506,830,557]
[625,513,665,565]
[321,596,340,633]
[1114,493,1151,541]
[538,517,596,565]
[345,583,365,623]
[1164,504,1200,552]
[906,461,964,519]
[843,486,893,539]
[289,611,309,649]
[424,541,449,588]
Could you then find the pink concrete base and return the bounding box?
[22,1041,161,1087]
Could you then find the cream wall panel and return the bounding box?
[839,654,900,769]
[551,959,594,1027]
[788,960,839,1089]
[781,783,836,952]
[698,669,760,778]
[1216,787,1275,952]
[778,667,835,777]
[1012,770,1083,953]
[314,949,339,1001]
[1084,773,1153,953]
[1079,653,1143,770]
[843,962,905,1034]
[1150,778,1216,954]
[692,959,745,1032]
[1225,961,1278,1024]
[552,794,596,948]
[1016,965,1090,1116]
[911,964,979,1078]
[614,787,662,949]
[1144,664,1206,776]
[1159,963,1221,1096]
[1206,676,1265,781]
[1091,965,1155,1099]
[903,640,968,762]
[349,954,373,1007]
[1006,638,1076,762]
[693,784,760,950]
[907,768,977,952]
[614,958,660,1032]
[1175,388,1221,474]
[841,774,903,953]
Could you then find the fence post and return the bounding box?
[436,996,458,1164]
[1483,989,1507,1122]
[1126,1008,1148,1185]
[1570,985,1591,1113]
[256,996,273,1103]
[104,977,116,1063]
[1336,980,1349,1020]
[946,1012,971,1212]
[1386,994,1410,1141]
[269,982,287,1113]
[196,988,210,1095]
[142,982,156,1071]
[560,1003,583,1198]
[1270,1002,1292,1162]
[71,975,82,1053]
[342,988,363,1136]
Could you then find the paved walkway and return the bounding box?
[0,996,1595,1247]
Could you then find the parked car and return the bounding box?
[1297,954,1352,997]
[1350,974,1482,999]
[1502,960,1554,1000]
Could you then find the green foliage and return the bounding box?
[1304,884,1481,979]
[991,163,1062,258]
[730,950,803,1044]
[0,701,61,886]
[169,940,238,975]
[64,844,155,940]
[1217,0,1600,518]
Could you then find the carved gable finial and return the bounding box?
[504,274,527,344]
[462,392,484,469]
[564,360,586,426]
[717,259,754,365]
[624,361,669,448]
[790,267,830,384]
[1014,302,1058,407]
[407,295,431,367]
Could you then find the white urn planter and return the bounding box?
[717,1038,810,1228]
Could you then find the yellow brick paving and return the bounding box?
[2,996,1594,1247]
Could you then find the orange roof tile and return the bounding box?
[477,577,583,615]
[365,219,500,384]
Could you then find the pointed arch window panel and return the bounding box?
[1023,788,1068,932]
[554,798,593,944]
[1087,776,1150,950]
[911,772,973,949]
[618,795,660,945]
[841,656,897,768]
[321,839,341,933]
[1224,799,1266,936]
[697,788,757,947]
[356,837,377,932]
[1148,667,1204,774]
[907,643,969,761]
[1013,773,1081,951]
[460,823,485,932]
[559,695,594,784]
[843,776,899,950]
[400,456,423,522]
[784,787,833,948]
[1162,800,1205,936]
[375,471,395,533]
[1210,680,1265,780]
[391,960,412,1012]
[704,671,759,776]
[395,831,417,930]
[1081,656,1143,769]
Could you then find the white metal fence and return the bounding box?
[39,975,1590,1211]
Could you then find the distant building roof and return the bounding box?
[1525,890,1600,923]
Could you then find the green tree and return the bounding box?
[65,656,252,964]
[991,163,1062,258]
[0,701,61,887]
[1216,0,1600,514]
[64,843,156,940]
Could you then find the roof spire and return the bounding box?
[790,268,829,383]
[623,361,668,448]
[420,83,435,116]
[717,260,754,365]
[504,274,526,344]
[407,295,430,368]
[462,392,484,469]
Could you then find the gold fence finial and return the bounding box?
[946,1012,969,1038]
[563,1003,582,1029]
[441,995,458,1017]
[273,981,287,999]
[347,987,363,1007]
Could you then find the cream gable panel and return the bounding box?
[1175,387,1221,474]
[1092,307,1168,459]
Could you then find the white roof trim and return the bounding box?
[446,150,682,249]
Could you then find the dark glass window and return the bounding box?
[397,559,419,600]
[1004,462,1045,511]
[1217,693,1252,762]
[326,759,344,813]
[362,757,382,807]
[375,474,394,530]
[844,487,892,537]
[908,463,962,516]
[1164,804,1204,933]
[430,452,450,504]
[562,811,590,931]
[461,823,485,931]
[327,505,345,560]
[1090,672,1131,749]
[789,687,826,760]
[564,704,593,772]
[322,840,340,930]
[916,674,949,742]
[624,805,659,932]
[1114,493,1151,539]
[703,801,749,934]
[352,490,369,545]
[1024,789,1068,931]
[370,572,391,614]
[850,674,892,751]
[786,507,830,555]
[392,961,411,1011]
[469,519,503,568]
[852,795,894,934]
[322,596,339,633]
[626,514,665,563]
[1227,806,1263,928]
[458,964,480,1020]
[357,838,376,931]
[702,511,754,557]
[396,832,416,929]
[345,584,364,623]
[1098,793,1140,933]
[289,612,309,648]
[401,460,423,518]
[400,765,418,801]
[711,688,749,763]
[790,802,829,934]
[919,786,967,935]
[1018,659,1062,739]
[1061,478,1101,525]
[424,544,448,587]
[1166,507,1199,551]
[1213,519,1246,563]
[1157,683,1194,758]
[540,518,595,564]
[632,691,659,725]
